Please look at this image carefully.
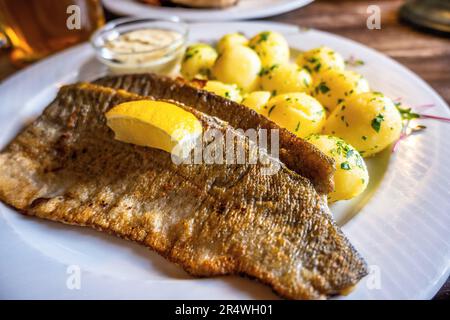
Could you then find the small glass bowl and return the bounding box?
[90,17,189,75]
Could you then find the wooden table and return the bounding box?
[0,0,448,300]
[271,0,450,105]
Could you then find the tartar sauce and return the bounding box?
[103,28,185,74]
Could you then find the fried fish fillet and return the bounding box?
[94,73,335,194]
[0,83,367,299]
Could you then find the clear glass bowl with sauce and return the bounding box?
[91,17,189,75]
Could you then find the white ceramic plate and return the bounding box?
[102,0,314,21]
[0,22,449,299]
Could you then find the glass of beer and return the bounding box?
[0,0,105,66]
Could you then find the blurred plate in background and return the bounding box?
[103,0,314,21]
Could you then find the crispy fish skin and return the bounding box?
[94,73,335,194]
[0,84,367,299]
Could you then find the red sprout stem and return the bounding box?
[415,103,435,112]
[420,114,450,123]
[392,103,449,153]
[392,132,407,153]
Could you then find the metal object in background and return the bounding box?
[0,31,9,49]
[400,0,450,35]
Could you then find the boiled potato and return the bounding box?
[306,134,369,202]
[217,33,248,53]
[203,80,242,102]
[241,91,271,115]
[296,46,345,75]
[259,63,312,95]
[312,69,370,113]
[323,92,402,157]
[212,45,261,92]
[249,31,290,67]
[181,43,218,80]
[265,93,326,138]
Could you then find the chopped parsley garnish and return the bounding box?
[303,65,312,74]
[396,104,420,121]
[345,59,365,66]
[183,50,197,62]
[307,133,320,140]
[340,162,351,170]
[317,82,330,94]
[268,105,276,116]
[303,78,310,87]
[371,114,385,133]
[258,64,279,77]
[362,135,367,140]
[355,155,364,169]
[346,149,354,158]
[199,67,210,77]
[258,32,270,43]
[334,140,352,158]
[295,122,301,132]
[314,63,322,72]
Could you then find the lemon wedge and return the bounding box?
[105,100,202,159]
